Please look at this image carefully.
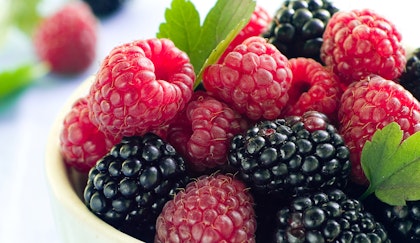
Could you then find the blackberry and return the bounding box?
[398,48,420,101]
[228,111,351,199]
[262,0,339,63]
[273,189,391,242]
[82,0,125,18]
[83,133,189,242]
[364,196,420,242]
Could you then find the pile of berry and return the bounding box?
[57,0,420,242]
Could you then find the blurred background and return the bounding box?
[0,0,417,242]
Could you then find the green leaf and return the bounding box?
[10,0,43,36]
[360,122,420,206]
[0,0,42,46]
[157,0,201,56]
[0,63,48,99]
[157,0,256,89]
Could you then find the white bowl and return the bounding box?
[45,76,144,243]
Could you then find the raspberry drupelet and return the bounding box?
[218,5,272,64]
[33,1,98,75]
[283,57,343,124]
[203,36,293,121]
[155,174,256,243]
[60,97,118,172]
[87,38,195,138]
[321,9,406,86]
[338,75,420,185]
[166,91,249,173]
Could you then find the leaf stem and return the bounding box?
[359,186,375,201]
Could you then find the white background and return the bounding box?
[0,0,417,242]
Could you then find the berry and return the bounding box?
[59,97,118,172]
[166,91,249,173]
[373,199,420,242]
[87,38,195,138]
[228,111,351,199]
[83,134,189,241]
[320,9,406,86]
[363,196,420,243]
[398,48,420,101]
[83,0,125,18]
[219,5,272,63]
[33,1,98,75]
[283,57,343,123]
[338,75,420,185]
[203,36,293,121]
[155,174,256,243]
[273,189,390,242]
[262,0,339,63]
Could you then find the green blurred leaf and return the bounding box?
[0,0,42,45]
[0,63,48,99]
[10,0,43,35]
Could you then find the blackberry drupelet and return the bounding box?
[364,195,420,242]
[83,133,189,242]
[228,111,351,199]
[273,189,391,242]
[262,0,339,63]
[399,48,420,101]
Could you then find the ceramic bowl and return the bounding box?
[45,77,144,243]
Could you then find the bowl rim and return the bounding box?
[44,76,143,242]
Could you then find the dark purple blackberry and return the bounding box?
[398,48,420,101]
[262,0,339,63]
[228,111,351,199]
[82,0,125,18]
[83,133,189,242]
[363,195,420,242]
[273,189,390,242]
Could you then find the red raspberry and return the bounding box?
[87,38,195,137]
[167,91,249,173]
[59,97,118,172]
[320,9,406,86]
[218,5,272,63]
[338,75,420,185]
[155,174,256,243]
[283,57,343,123]
[33,1,98,75]
[203,36,293,121]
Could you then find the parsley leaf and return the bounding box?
[157,0,256,89]
[360,122,420,206]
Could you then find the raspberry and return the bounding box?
[338,75,420,185]
[273,189,390,242]
[33,1,98,75]
[166,91,249,173]
[59,97,118,172]
[228,111,351,199]
[155,174,256,243]
[82,0,126,18]
[283,57,343,123]
[218,5,272,63]
[398,48,420,101]
[83,134,189,242]
[320,9,406,86]
[87,38,195,138]
[203,36,293,121]
[262,0,339,63]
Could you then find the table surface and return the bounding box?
[0,0,416,242]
